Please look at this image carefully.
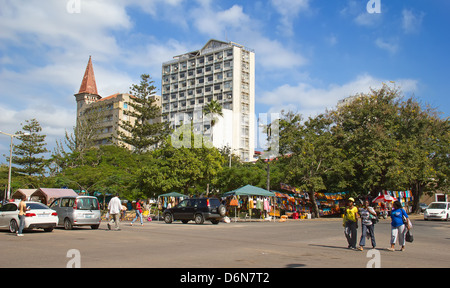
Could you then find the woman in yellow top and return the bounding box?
[343,198,359,250]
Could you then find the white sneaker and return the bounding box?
[17,234,23,237]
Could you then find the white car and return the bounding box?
[424,202,450,221]
[0,201,58,233]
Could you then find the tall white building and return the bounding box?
[161,39,255,161]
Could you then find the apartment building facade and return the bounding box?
[161,39,255,161]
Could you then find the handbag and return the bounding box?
[405,230,414,243]
[403,215,413,230]
[371,217,379,225]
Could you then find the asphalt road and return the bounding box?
[1,216,449,268]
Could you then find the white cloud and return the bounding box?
[260,74,418,118]
[253,37,308,69]
[326,34,338,46]
[188,2,307,70]
[375,37,399,54]
[0,104,75,156]
[271,0,310,36]
[354,12,382,27]
[0,0,130,56]
[190,3,251,38]
[402,9,425,34]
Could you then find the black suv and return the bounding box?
[163,198,226,224]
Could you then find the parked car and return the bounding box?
[163,198,226,224]
[49,196,101,229]
[419,203,428,213]
[0,201,58,233]
[424,202,450,221]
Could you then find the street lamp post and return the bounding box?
[0,131,28,201]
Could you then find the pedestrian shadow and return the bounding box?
[284,263,307,268]
[310,244,389,252]
[308,244,350,250]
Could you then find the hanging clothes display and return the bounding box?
[230,196,238,207]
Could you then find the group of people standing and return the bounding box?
[343,197,412,251]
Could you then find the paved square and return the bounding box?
[1,216,448,268]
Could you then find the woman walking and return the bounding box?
[388,201,409,251]
[131,199,144,226]
[358,200,377,250]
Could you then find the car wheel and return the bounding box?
[91,225,100,229]
[164,213,173,224]
[64,218,73,230]
[211,219,219,225]
[182,220,189,224]
[44,227,53,232]
[218,204,226,217]
[194,213,204,224]
[9,219,18,233]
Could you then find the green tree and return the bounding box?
[329,84,449,212]
[12,119,48,177]
[279,112,350,218]
[50,145,139,200]
[330,84,401,196]
[394,98,450,212]
[118,74,169,153]
[134,137,224,197]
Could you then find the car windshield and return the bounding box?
[26,203,49,210]
[428,203,446,209]
[77,198,99,210]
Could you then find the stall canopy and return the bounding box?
[30,188,78,205]
[159,192,189,198]
[223,185,275,197]
[11,189,36,200]
[373,192,398,203]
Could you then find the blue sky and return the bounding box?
[0,0,449,159]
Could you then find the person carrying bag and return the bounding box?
[388,201,410,251]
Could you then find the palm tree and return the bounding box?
[203,100,223,143]
[203,100,223,195]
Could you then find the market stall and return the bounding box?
[279,183,349,218]
[373,190,412,215]
[11,189,36,201]
[30,188,78,205]
[157,192,189,220]
[315,192,349,217]
[222,185,275,221]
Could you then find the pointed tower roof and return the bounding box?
[78,56,99,95]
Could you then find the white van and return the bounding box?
[424,202,450,221]
[49,196,101,229]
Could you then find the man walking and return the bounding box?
[108,193,122,231]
